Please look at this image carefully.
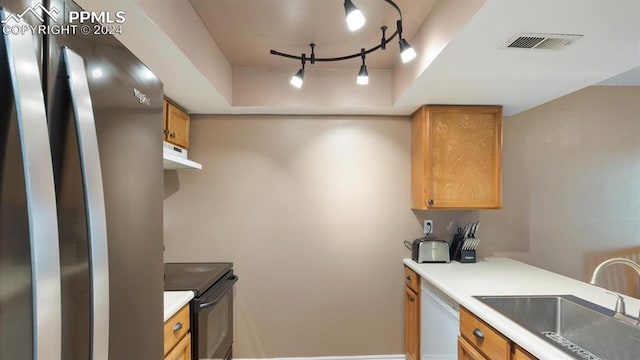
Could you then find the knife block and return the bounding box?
[459,249,476,263]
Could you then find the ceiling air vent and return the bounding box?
[502,33,583,50]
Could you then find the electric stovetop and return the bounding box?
[164,262,232,296]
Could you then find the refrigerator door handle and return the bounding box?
[0,8,62,360]
[61,47,109,360]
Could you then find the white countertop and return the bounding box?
[164,291,194,322]
[404,257,640,360]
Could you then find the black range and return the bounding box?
[164,262,238,360]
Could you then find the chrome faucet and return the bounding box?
[590,257,640,326]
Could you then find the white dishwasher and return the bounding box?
[421,279,459,360]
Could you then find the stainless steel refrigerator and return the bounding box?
[0,0,164,359]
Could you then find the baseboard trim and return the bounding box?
[238,355,406,360]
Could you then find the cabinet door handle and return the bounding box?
[173,322,183,332]
[409,296,415,303]
[406,275,413,281]
[428,199,434,206]
[472,328,484,340]
[170,132,176,138]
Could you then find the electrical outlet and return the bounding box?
[423,220,433,235]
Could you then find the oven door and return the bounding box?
[194,272,238,360]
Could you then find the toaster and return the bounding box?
[411,238,450,263]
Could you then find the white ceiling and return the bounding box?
[394,0,640,115]
[80,0,640,116]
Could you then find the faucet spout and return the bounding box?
[590,257,640,286]
[590,257,640,326]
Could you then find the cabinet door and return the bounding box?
[405,286,420,360]
[458,336,488,360]
[411,105,502,209]
[165,101,190,149]
[164,334,191,360]
[513,346,537,360]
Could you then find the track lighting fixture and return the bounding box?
[290,68,304,88]
[289,54,307,89]
[344,0,365,31]
[396,19,416,63]
[357,48,369,85]
[272,0,417,88]
[399,38,417,63]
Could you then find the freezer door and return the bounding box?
[0,8,62,360]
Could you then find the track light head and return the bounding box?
[357,65,369,85]
[357,48,369,85]
[290,68,304,88]
[290,55,306,88]
[399,38,416,63]
[344,0,365,31]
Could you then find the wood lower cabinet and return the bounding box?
[164,98,190,149]
[460,307,510,359]
[164,304,191,360]
[460,306,538,360]
[165,334,191,360]
[512,346,536,360]
[411,105,503,209]
[458,336,488,360]
[404,266,420,360]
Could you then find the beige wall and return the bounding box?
[466,86,640,281]
[163,116,428,357]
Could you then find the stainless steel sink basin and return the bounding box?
[475,295,640,360]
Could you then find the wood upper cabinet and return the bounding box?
[404,267,420,360]
[411,105,503,209]
[164,98,190,149]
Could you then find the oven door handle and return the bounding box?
[199,275,238,310]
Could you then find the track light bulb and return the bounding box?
[344,0,365,31]
[357,65,369,85]
[399,38,416,63]
[290,68,304,88]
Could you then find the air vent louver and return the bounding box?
[502,33,583,50]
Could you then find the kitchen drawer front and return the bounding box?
[513,346,537,360]
[164,332,191,360]
[460,307,510,360]
[404,266,420,293]
[164,304,191,355]
[458,336,488,360]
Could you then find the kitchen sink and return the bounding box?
[475,295,640,360]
